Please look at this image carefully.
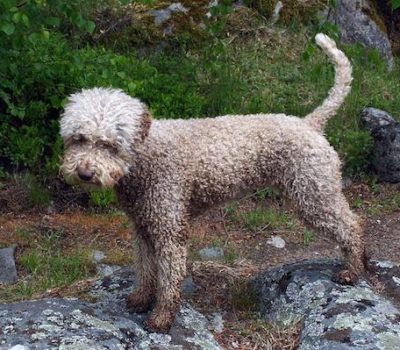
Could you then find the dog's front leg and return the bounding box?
[143,234,187,333]
[127,226,157,313]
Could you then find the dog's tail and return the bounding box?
[304,33,352,132]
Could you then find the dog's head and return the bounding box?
[59,88,151,189]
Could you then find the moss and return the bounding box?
[245,0,278,18]
[246,0,327,24]
[362,1,388,34]
[94,4,164,50]
[280,0,327,24]
[224,6,266,35]
[92,1,214,51]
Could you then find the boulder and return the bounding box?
[0,246,18,285]
[361,108,400,183]
[253,258,400,349]
[327,0,394,69]
[0,267,221,350]
[198,247,225,261]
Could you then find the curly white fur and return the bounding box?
[60,33,364,332]
[305,33,353,131]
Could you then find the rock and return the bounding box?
[96,263,121,277]
[0,246,18,285]
[91,250,106,263]
[150,2,189,26]
[208,313,224,333]
[367,260,400,302]
[271,1,283,25]
[198,247,224,261]
[91,250,121,277]
[253,258,400,349]
[361,108,400,183]
[327,0,394,69]
[266,235,286,249]
[182,274,198,295]
[0,266,222,349]
[341,177,352,189]
[361,108,396,132]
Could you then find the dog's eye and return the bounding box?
[96,140,118,154]
[68,135,87,145]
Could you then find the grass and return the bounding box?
[179,26,399,176]
[366,193,400,217]
[229,279,259,313]
[0,227,96,302]
[242,207,297,232]
[303,229,315,247]
[89,188,118,209]
[103,247,134,265]
[221,317,302,350]
[20,173,52,209]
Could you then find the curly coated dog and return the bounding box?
[60,34,365,332]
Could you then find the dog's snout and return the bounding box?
[77,166,95,182]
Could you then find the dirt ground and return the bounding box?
[0,180,399,349]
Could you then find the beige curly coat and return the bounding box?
[60,34,365,332]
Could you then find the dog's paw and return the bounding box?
[143,310,174,333]
[333,269,359,286]
[126,292,154,313]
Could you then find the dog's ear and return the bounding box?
[140,107,152,141]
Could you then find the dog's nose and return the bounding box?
[77,167,94,181]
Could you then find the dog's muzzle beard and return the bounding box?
[61,156,126,190]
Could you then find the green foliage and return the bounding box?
[328,130,374,177]
[20,250,90,287]
[392,0,400,10]
[303,229,315,247]
[0,0,399,179]
[0,0,96,173]
[242,207,296,232]
[89,188,118,209]
[352,196,364,209]
[20,173,52,208]
[0,228,95,301]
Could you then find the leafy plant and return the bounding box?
[89,188,118,209]
[303,229,315,247]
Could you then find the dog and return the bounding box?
[60,33,365,332]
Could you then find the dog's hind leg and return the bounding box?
[127,227,157,313]
[281,153,365,283]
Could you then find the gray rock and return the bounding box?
[0,246,17,285]
[92,250,106,263]
[361,108,400,183]
[96,263,121,277]
[150,2,189,26]
[182,275,198,295]
[198,247,224,261]
[266,235,286,249]
[0,266,222,350]
[341,177,352,189]
[208,313,224,333]
[328,0,394,69]
[253,258,400,349]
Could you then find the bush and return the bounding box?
[0,35,206,174]
[0,0,96,173]
[1,0,399,180]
